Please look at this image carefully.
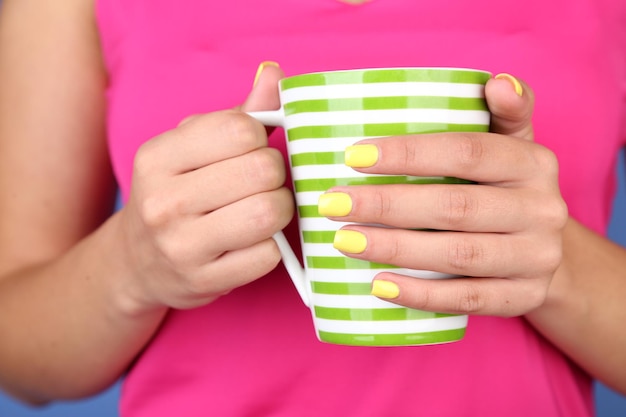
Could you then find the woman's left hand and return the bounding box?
[320,74,568,317]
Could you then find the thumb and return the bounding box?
[241,61,284,112]
[486,73,535,141]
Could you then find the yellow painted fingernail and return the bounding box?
[318,192,352,217]
[253,61,280,87]
[345,144,379,168]
[333,230,367,254]
[371,280,400,299]
[495,73,523,97]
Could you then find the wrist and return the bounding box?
[100,210,169,319]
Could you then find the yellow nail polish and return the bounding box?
[318,192,352,217]
[495,73,523,97]
[333,230,367,254]
[345,144,379,168]
[371,280,400,299]
[253,61,280,87]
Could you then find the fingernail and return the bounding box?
[371,280,400,299]
[318,192,353,217]
[495,73,523,97]
[253,61,280,87]
[345,144,379,168]
[333,230,367,254]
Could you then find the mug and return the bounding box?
[248,67,491,346]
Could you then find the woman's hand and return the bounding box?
[321,75,568,317]
[117,65,293,312]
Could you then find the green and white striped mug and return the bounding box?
[249,67,491,346]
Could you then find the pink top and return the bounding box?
[96,0,626,415]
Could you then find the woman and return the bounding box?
[0,0,625,415]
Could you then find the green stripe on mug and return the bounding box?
[302,231,336,244]
[317,328,467,346]
[286,122,488,141]
[291,151,344,167]
[298,205,319,218]
[310,282,372,295]
[295,176,470,193]
[314,306,455,320]
[284,96,488,115]
[306,256,398,270]
[281,68,491,90]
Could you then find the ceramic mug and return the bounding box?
[248,67,491,346]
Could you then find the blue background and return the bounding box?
[1,150,625,416]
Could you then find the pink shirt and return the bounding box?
[96,0,626,415]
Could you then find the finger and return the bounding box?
[203,238,283,292]
[370,273,548,317]
[485,74,534,141]
[173,147,286,214]
[346,132,558,185]
[241,61,284,112]
[332,227,557,278]
[199,187,294,253]
[178,238,283,307]
[137,109,269,175]
[319,184,533,232]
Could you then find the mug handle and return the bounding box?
[246,109,311,307]
[246,109,284,127]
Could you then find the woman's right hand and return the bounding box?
[118,66,293,312]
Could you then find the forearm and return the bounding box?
[0,212,168,403]
[526,216,626,393]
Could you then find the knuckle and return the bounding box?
[537,240,563,274]
[222,112,264,148]
[371,188,394,220]
[247,149,285,189]
[455,283,485,314]
[278,187,296,220]
[544,197,569,229]
[139,194,168,228]
[259,239,283,272]
[437,187,476,228]
[401,139,419,170]
[158,236,196,271]
[446,237,485,272]
[139,192,182,228]
[133,140,160,177]
[246,194,283,235]
[411,284,433,311]
[519,282,549,314]
[384,237,404,266]
[455,134,484,170]
[532,145,559,176]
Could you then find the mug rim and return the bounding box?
[280,67,492,90]
[285,66,492,76]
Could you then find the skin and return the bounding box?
[0,0,624,406]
